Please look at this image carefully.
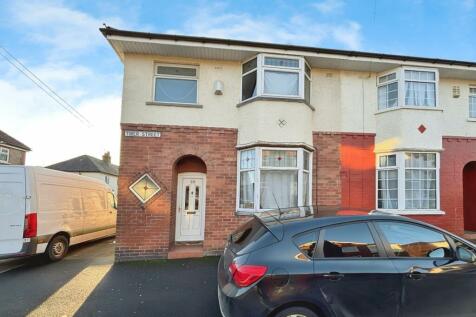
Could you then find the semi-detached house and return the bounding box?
[101,27,476,261]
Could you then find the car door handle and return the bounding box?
[408,266,427,280]
[323,272,344,281]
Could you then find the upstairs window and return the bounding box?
[470,87,476,118]
[404,70,436,107]
[154,64,198,104]
[377,68,438,110]
[0,147,9,163]
[378,73,398,110]
[241,54,311,103]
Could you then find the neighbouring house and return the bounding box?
[47,152,119,193]
[101,26,476,261]
[0,130,31,165]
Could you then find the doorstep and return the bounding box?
[167,244,204,260]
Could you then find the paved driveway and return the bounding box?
[0,239,221,317]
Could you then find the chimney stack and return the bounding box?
[102,151,111,164]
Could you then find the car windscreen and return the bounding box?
[229,218,270,253]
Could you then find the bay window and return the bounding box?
[241,54,311,103]
[377,152,440,213]
[377,67,438,110]
[237,147,312,212]
[470,87,476,118]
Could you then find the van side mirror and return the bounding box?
[457,247,476,263]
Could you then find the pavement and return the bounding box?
[0,238,222,317]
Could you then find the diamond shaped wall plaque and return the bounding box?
[418,124,427,134]
[129,174,161,203]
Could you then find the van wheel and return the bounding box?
[275,307,318,317]
[46,235,69,262]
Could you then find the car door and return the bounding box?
[374,220,476,317]
[314,221,401,317]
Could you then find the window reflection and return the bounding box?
[377,222,450,258]
[323,223,379,258]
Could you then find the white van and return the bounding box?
[0,166,116,261]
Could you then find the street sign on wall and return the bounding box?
[124,130,161,138]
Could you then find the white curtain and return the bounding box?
[405,82,435,107]
[263,71,299,96]
[260,170,298,209]
[239,171,254,209]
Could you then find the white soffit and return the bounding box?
[108,36,476,80]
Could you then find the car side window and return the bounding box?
[376,221,452,258]
[293,231,318,260]
[321,223,379,258]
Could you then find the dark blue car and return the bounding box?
[218,207,476,317]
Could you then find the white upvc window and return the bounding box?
[469,87,476,118]
[377,67,439,110]
[377,152,440,213]
[237,147,312,212]
[153,64,198,104]
[241,54,311,102]
[0,147,9,163]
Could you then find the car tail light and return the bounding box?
[23,212,37,238]
[229,262,267,287]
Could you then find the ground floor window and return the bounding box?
[377,152,439,212]
[237,147,312,212]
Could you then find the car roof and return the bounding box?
[264,214,423,235]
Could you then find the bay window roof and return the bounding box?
[101,27,476,80]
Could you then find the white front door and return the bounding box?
[175,173,206,242]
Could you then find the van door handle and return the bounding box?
[323,272,344,281]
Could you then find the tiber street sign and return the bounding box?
[124,130,161,138]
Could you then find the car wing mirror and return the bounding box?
[428,247,447,258]
[457,247,476,263]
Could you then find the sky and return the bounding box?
[0,0,475,166]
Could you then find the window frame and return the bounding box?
[0,147,9,164]
[376,152,441,214]
[236,147,312,213]
[376,67,439,111]
[373,220,454,260]
[152,63,199,105]
[315,221,387,259]
[240,54,310,102]
[469,86,476,119]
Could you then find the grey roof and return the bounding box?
[47,155,119,176]
[0,130,31,151]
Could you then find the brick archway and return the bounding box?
[463,161,476,231]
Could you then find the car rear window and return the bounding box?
[229,218,270,253]
[322,222,379,258]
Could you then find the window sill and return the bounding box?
[237,96,315,111]
[467,118,476,122]
[235,209,258,216]
[375,106,443,115]
[146,101,203,108]
[378,209,446,216]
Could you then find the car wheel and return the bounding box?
[46,235,69,262]
[275,307,318,317]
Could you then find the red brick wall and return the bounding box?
[313,132,376,216]
[116,124,250,261]
[313,132,342,215]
